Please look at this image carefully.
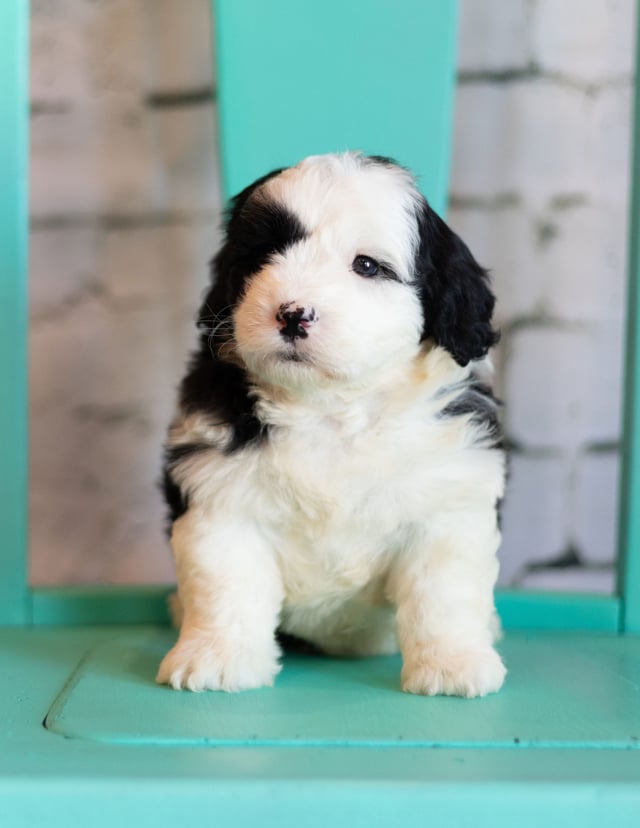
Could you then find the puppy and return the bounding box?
[157,152,506,697]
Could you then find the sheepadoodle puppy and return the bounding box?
[157,152,506,698]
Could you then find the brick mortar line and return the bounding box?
[449,193,522,210]
[29,86,217,115]
[145,85,216,108]
[30,208,220,231]
[449,192,597,212]
[502,315,598,334]
[458,66,632,94]
[504,440,621,457]
[29,69,631,116]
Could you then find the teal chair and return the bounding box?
[1,1,640,824]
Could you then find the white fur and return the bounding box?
[157,153,506,697]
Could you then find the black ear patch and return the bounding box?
[197,169,308,345]
[169,168,308,469]
[414,199,499,366]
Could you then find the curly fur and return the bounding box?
[157,152,506,697]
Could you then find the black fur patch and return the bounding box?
[178,351,266,453]
[165,441,212,467]
[363,154,399,168]
[187,169,307,446]
[161,442,212,532]
[197,170,308,337]
[163,169,307,527]
[162,468,188,528]
[413,199,500,366]
[440,378,502,447]
[187,172,307,446]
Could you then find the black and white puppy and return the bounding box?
[157,152,506,697]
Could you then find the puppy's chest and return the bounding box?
[252,420,409,599]
[258,412,440,537]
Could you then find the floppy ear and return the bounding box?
[414,199,499,366]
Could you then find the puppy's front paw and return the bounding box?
[402,644,506,698]
[156,635,281,692]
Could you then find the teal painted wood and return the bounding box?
[0,1,30,625]
[496,590,620,632]
[213,0,458,212]
[2,627,640,827]
[31,586,172,627]
[44,628,640,748]
[619,4,640,633]
[28,586,621,631]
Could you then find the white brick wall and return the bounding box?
[452,0,635,591]
[28,0,636,590]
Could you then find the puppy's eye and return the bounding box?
[352,255,379,278]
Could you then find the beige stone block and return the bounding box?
[504,324,624,450]
[452,81,594,204]
[30,225,102,320]
[30,100,157,216]
[28,217,224,585]
[573,451,620,565]
[142,0,215,93]
[31,0,147,105]
[31,102,220,216]
[147,105,221,212]
[536,200,628,321]
[458,0,531,72]
[29,297,179,586]
[448,203,544,322]
[498,454,571,585]
[532,0,636,81]
[586,86,634,204]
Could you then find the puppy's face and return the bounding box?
[233,156,424,389]
[200,153,498,391]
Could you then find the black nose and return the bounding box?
[276,303,317,342]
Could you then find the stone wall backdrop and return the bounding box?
[29,0,636,588]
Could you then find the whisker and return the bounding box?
[202,310,236,359]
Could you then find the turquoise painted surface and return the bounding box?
[45,628,640,748]
[619,6,640,633]
[29,586,621,631]
[1,628,640,827]
[0,1,29,625]
[32,586,172,626]
[496,590,620,632]
[213,0,458,213]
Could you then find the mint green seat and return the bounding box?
[2,1,640,824]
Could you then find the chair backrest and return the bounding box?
[1,0,639,632]
[214,0,458,214]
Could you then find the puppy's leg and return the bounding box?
[390,510,506,698]
[157,507,284,692]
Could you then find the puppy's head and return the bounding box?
[199,153,497,390]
